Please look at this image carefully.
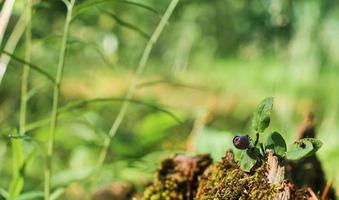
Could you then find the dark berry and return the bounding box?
[233,135,250,149]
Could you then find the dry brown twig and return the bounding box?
[308,187,320,200]
[321,179,333,200]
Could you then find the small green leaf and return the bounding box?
[304,138,323,156]
[240,148,259,172]
[252,97,274,133]
[286,139,314,160]
[265,132,287,157]
[304,138,322,150]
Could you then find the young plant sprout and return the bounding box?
[233,97,322,172]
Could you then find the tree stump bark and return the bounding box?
[142,150,327,200]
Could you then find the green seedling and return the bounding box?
[233,97,322,172]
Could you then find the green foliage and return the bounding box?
[196,151,281,200]
[252,97,273,133]
[236,97,322,171]
[0,0,338,197]
[136,112,180,145]
[265,132,286,157]
[8,140,24,199]
[240,147,260,172]
[286,138,323,160]
[15,191,44,200]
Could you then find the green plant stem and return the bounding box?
[254,132,259,146]
[45,1,75,199]
[96,0,179,168]
[8,1,32,199]
[260,143,265,157]
[20,1,32,137]
[23,97,182,133]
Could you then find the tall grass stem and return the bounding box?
[96,0,179,167]
[45,1,75,199]
[8,1,32,198]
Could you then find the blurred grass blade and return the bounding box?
[50,188,65,200]
[14,191,44,200]
[119,0,159,14]
[45,0,76,199]
[8,140,24,200]
[34,34,115,68]
[73,0,159,18]
[60,97,183,124]
[67,37,114,67]
[26,85,44,101]
[96,0,179,169]
[137,79,206,90]
[0,9,27,85]
[25,118,50,133]
[101,9,150,39]
[8,135,31,140]
[0,51,55,83]
[52,168,92,187]
[0,188,8,199]
[25,97,183,132]
[0,0,16,45]
[9,139,36,200]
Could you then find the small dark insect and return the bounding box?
[294,140,306,148]
[233,135,250,149]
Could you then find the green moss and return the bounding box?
[144,150,311,200]
[196,150,278,200]
[143,154,213,200]
[196,150,309,200]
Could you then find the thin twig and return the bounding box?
[321,179,333,200]
[308,187,320,200]
[96,0,180,168]
[254,132,259,146]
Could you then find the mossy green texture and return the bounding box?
[196,150,279,200]
[143,150,311,200]
[143,154,213,200]
[196,150,309,200]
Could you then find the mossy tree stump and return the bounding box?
[143,150,320,200]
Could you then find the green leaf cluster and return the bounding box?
[238,97,322,172]
[252,97,273,133]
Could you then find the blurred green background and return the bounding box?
[0,0,338,199]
